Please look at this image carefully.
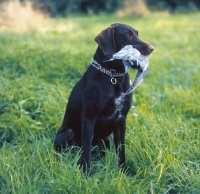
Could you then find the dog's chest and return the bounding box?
[113,94,125,119]
[100,93,126,121]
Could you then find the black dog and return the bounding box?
[54,23,154,172]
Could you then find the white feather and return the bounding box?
[107,45,140,61]
[104,45,149,72]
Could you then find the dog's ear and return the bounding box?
[95,26,116,57]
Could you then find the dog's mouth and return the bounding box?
[122,54,149,94]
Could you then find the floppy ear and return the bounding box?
[95,26,116,57]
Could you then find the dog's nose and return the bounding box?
[148,45,154,53]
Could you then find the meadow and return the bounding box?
[0,12,200,193]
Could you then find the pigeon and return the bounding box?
[124,68,148,95]
[104,45,140,61]
[104,45,141,71]
[103,45,149,94]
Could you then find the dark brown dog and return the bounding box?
[54,23,154,172]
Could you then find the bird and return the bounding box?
[124,68,148,95]
[104,45,140,61]
[103,45,149,93]
[137,54,149,71]
[103,45,141,71]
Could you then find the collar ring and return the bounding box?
[111,77,117,84]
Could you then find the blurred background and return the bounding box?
[0,0,199,32]
[0,0,200,18]
[1,0,199,16]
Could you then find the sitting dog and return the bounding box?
[54,23,154,172]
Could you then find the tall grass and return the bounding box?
[0,12,200,193]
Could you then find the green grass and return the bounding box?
[0,13,200,193]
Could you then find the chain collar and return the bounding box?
[90,58,127,84]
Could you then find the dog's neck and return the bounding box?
[93,47,126,73]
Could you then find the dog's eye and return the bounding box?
[126,30,133,38]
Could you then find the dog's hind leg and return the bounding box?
[54,127,75,152]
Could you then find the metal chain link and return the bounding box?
[90,58,127,78]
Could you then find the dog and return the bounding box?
[54,23,154,172]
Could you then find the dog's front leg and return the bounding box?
[80,87,106,172]
[80,116,95,172]
[114,121,126,169]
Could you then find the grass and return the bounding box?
[0,12,200,193]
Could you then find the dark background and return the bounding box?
[0,0,199,16]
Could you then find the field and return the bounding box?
[0,12,200,193]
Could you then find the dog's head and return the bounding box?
[95,23,154,57]
[95,23,154,93]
